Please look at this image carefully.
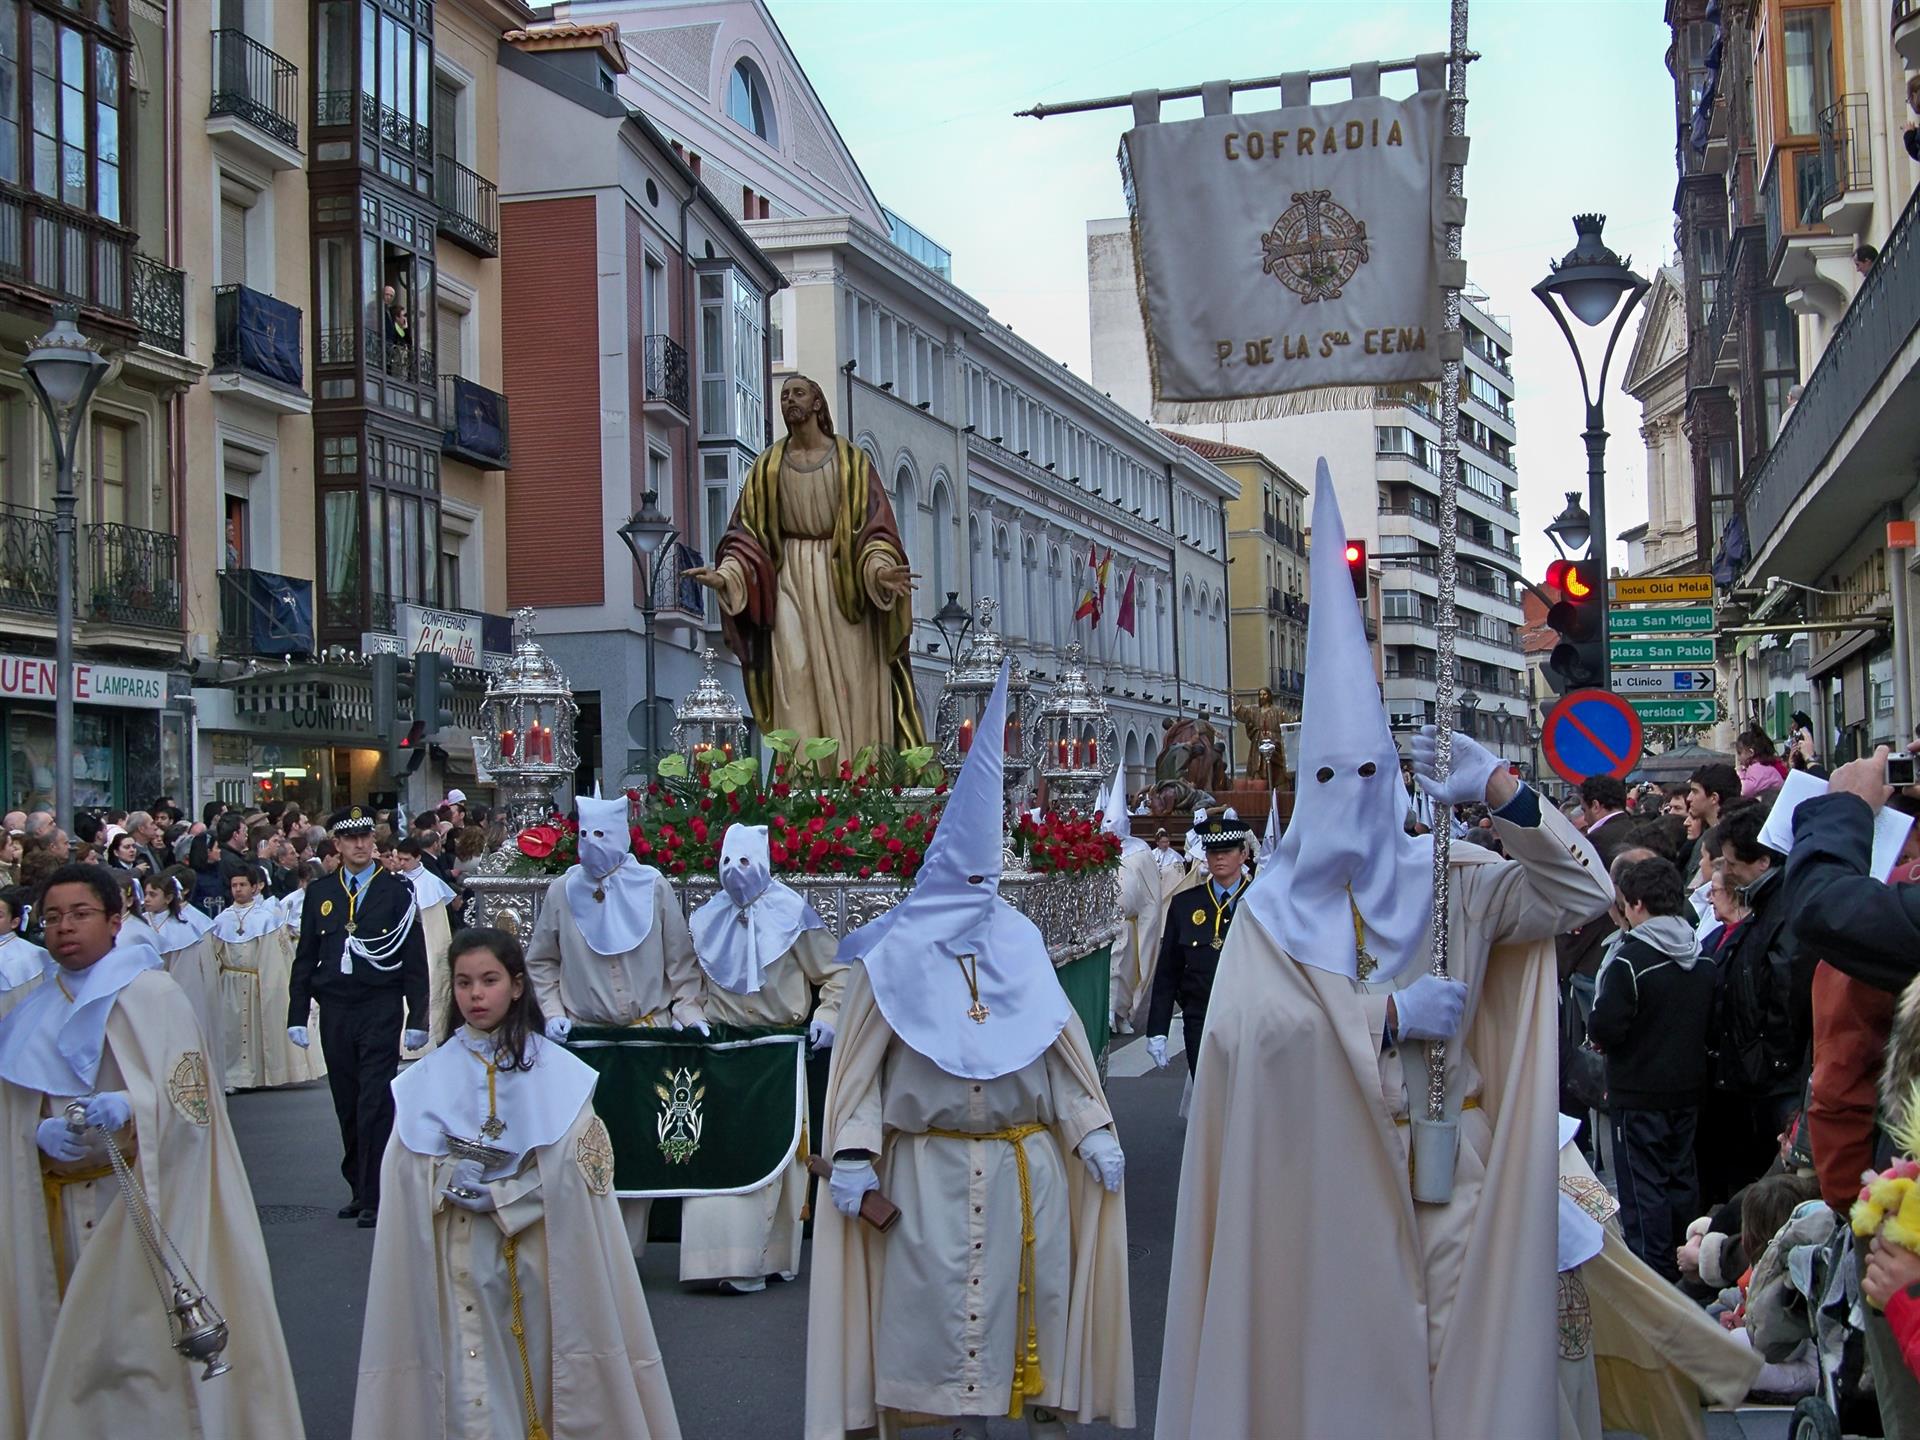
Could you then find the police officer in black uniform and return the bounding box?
[1146,813,1253,1076]
[287,806,429,1227]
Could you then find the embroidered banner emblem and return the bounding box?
[1262,189,1370,303]
[168,1052,212,1126]
[655,1066,705,1165]
[576,1116,615,1195]
[1557,1270,1593,1360]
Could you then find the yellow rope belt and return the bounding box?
[502,1233,549,1440]
[218,962,259,975]
[40,1156,118,1300]
[625,1008,663,1028]
[925,1121,1049,1418]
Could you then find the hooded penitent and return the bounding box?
[689,823,825,995]
[1244,462,1435,982]
[839,661,1073,1082]
[567,790,662,956]
[1100,766,1147,858]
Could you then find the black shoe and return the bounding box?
[356,1208,378,1229]
[337,1204,362,1220]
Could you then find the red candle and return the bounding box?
[959,718,974,753]
[1057,738,1068,766]
[1087,738,1098,766]
[542,727,555,763]
[500,729,517,760]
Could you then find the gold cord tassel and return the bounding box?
[503,1235,549,1440]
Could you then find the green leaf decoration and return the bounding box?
[763,729,799,755]
[898,745,935,775]
[655,753,689,778]
[799,736,840,763]
[694,746,725,768]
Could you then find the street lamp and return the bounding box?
[616,490,678,772]
[22,306,109,829]
[930,590,973,664]
[1535,214,1649,692]
[1544,492,1593,558]
[1459,686,1482,740]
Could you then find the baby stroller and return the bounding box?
[1786,1224,1882,1440]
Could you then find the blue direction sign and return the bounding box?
[1540,687,1644,785]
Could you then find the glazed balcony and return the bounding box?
[0,183,134,336]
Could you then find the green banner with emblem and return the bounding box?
[564,1024,804,1199]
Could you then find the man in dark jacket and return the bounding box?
[1145,813,1252,1076]
[1589,856,1718,1279]
[1782,745,1920,1440]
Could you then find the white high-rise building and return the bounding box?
[1087,218,1534,766]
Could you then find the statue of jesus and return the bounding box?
[686,375,926,755]
[1232,686,1293,790]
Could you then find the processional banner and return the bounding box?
[1120,57,1452,421]
[566,1024,804,1199]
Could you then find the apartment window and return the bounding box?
[361,3,434,195]
[89,417,125,527]
[1781,5,1835,137]
[698,266,765,448]
[435,298,466,379]
[224,492,249,569]
[1757,292,1799,441]
[438,547,460,610]
[18,7,126,222]
[220,196,249,287]
[702,452,732,620]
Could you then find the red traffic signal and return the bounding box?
[1544,557,1597,601]
[1345,538,1368,599]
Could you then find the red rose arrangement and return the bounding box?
[1013,811,1124,874]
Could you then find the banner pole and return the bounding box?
[1427,0,1471,1128]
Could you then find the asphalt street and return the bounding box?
[233,1023,1777,1440]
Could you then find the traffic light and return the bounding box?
[397,719,428,776]
[1543,558,1605,694]
[372,650,427,774]
[1344,537,1368,599]
[414,650,455,734]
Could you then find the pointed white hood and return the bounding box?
[1255,783,1283,867]
[564,790,663,956]
[840,662,1073,1081]
[1100,765,1147,858]
[690,823,824,994]
[1245,463,1434,981]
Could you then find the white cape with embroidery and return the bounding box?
[0,968,303,1437]
[353,1037,680,1439]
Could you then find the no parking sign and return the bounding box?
[1540,689,1643,785]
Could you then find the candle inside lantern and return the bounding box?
[959,718,974,753]
[1056,738,1068,766]
[1087,738,1098,766]
[499,728,517,760]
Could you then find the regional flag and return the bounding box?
[1116,564,1138,636]
[1074,543,1107,623]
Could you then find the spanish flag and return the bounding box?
[1073,544,1111,624]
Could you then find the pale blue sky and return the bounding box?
[767,0,1679,574]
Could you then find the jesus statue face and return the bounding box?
[780,375,832,436]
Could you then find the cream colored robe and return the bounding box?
[805,964,1133,1438]
[1108,849,1163,1023]
[1555,1144,1761,1440]
[215,922,324,1091]
[158,932,226,1082]
[1155,800,1613,1440]
[524,875,703,1030]
[712,446,901,757]
[681,929,845,1284]
[0,969,303,1438]
[403,898,454,1057]
[352,1099,680,1440]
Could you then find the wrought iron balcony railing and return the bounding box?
[0,182,131,321]
[219,567,314,657]
[0,503,55,617]
[88,521,181,630]
[440,373,511,469]
[131,253,186,354]
[435,154,499,256]
[213,284,305,391]
[643,333,690,414]
[209,30,299,150]
[1816,94,1872,210]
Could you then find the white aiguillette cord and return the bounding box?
[340,891,419,975]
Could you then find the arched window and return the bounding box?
[1021,535,1037,645]
[929,479,952,606]
[727,59,776,143]
[968,515,982,603]
[893,460,917,614]
[994,525,1011,618]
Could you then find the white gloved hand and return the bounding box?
[287,1025,310,1049]
[808,1017,836,1052]
[82,1090,132,1132]
[544,1016,573,1043]
[402,1028,429,1051]
[1390,973,1470,1042]
[829,1157,879,1218]
[686,1018,711,1037]
[1145,1035,1169,1070]
[35,1115,93,1164]
[441,1158,496,1213]
[1076,1129,1126,1192]
[1409,725,1503,809]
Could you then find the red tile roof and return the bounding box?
[1157,429,1263,462]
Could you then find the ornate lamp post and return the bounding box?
[929,590,973,664]
[1035,641,1116,816]
[1534,215,1649,691]
[472,608,581,830]
[22,306,109,826]
[616,490,678,771]
[670,647,750,766]
[932,597,1036,818]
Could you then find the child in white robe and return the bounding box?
[353,926,681,1440]
[0,883,46,1017]
[143,865,224,1069]
[213,863,323,1091]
